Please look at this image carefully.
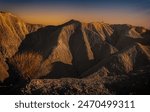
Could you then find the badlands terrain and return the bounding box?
[0,11,150,94]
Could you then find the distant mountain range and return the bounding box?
[0,11,150,94]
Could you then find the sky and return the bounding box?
[0,0,150,28]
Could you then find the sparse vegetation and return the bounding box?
[0,12,150,95]
[0,53,9,82]
[0,62,9,82]
[9,52,43,80]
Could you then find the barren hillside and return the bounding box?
[0,11,43,82]
[0,12,150,94]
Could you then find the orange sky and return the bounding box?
[1,3,149,29]
[10,6,148,29]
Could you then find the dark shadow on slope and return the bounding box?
[104,66,150,95]
[82,41,150,78]
[9,23,96,80]
[0,61,27,95]
[45,25,96,78]
[18,25,61,60]
[110,33,136,50]
[110,28,150,49]
[69,25,95,75]
[44,61,77,79]
[138,30,150,45]
[84,29,104,61]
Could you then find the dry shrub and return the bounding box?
[9,52,43,80]
[0,53,9,82]
[36,59,53,78]
[0,62,9,82]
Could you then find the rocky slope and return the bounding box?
[22,66,150,95]
[0,11,43,58]
[12,20,150,79]
[11,20,117,79]
[0,11,43,82]
[0,12,150,94]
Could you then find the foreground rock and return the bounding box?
[0,12,150,94]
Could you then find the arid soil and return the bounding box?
[0,12,150,95]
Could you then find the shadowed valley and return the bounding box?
[0,12,150,94]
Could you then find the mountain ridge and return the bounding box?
[0,11,150,94]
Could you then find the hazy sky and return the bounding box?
[0,0,150,28]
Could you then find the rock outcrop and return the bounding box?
[0,12,150,94]
[0,12,43,82]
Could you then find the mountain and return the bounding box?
[0,52,8,81]
[9,19,118,79]
[0,11,43,58]
[0,12,150,94]
[0,12,43,82]
[83,25,150,77]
